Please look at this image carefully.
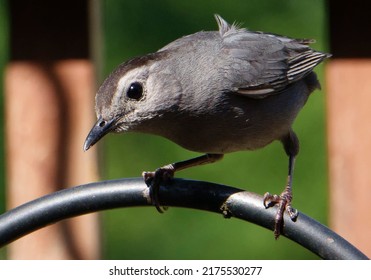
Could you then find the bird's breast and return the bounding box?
[139,76,312,154]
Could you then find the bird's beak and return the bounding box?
[83,116,116,151]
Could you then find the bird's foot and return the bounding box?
[263,189,298,239]
[142,164,175,213]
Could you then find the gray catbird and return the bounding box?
[84,15,330,238]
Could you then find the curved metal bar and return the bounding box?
[0,178,367,259]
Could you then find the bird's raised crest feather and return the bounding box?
[215,14,242,37]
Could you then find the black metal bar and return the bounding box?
[0,178,367,259]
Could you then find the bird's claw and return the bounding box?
[263,191,298,239]
[142,165,175,213]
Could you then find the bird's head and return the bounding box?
[83,51,179,151]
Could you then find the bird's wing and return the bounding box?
[216,15,329,98]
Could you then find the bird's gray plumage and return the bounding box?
[84,14,330,238]
[85,15,328,154]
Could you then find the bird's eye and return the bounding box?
[126,82,143,100]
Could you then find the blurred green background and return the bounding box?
[0,0,329,259]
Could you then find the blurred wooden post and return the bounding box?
[5,0,101,259]
[327,0,371,257]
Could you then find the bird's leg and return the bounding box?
[263,155,298,238]
[263,130,299,239]
[143,153,224,213]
